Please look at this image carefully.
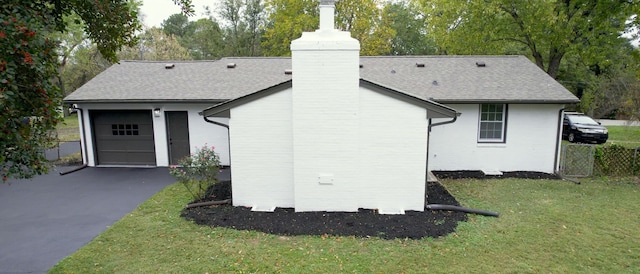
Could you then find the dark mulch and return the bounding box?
[181,181,468,240]
[432,170,560,180]
[181,171,552,239]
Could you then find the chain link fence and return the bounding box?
[594,145,640,176]
[561,143,640,177]
[560,144,595,177]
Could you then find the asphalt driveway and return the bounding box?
[0,166,178,273]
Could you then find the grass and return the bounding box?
[55,114,80,142]
[50,178,640,273]
[604,125,640,148]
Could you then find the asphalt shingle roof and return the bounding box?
[64,57,292,102]
[64,55,579,104]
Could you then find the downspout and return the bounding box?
[553,108,581,184]
[60,105,89,175]
[203,116,231,168]
[553,107,564,174]
[423,113,499,217]
[426,113,459,176]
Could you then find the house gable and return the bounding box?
[202,79,458,119]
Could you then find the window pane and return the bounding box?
[479,104,506,142]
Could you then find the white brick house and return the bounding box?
[64,1,578,213]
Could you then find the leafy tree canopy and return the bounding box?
[419,0,640,79]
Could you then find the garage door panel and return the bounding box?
[91,110,156,166]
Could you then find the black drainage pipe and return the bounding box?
[426,204,500,217]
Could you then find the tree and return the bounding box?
[217,0,265,56]
[262,0,319,56]
[60,45,112,97]
[162,13,193,38]
[182,18,225,59]
[335,0,395,55]
[420,0,639,79]
[119,27,192,61]
[1,0,194,181]
[383,1,438,55]
[262,0,397,56]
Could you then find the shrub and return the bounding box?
[169,145,221,202]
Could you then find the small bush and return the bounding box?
[169,145,221,202]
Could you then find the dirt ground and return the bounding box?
[181,171,555,240]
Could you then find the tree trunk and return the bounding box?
[546,47,565,79]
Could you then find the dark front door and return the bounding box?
[91,110,156,165]
[166,111,190,164]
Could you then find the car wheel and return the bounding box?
[568,133,576,143]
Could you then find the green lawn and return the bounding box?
[56,114,81,142]
[605,125,640,148]
[50,178,640,273]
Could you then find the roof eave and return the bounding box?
[63,99,228,104]
[359,78,458,119]
[200,80,293,117]
[434,99,580,104]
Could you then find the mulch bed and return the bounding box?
[432,170,560,180]
[181,171,556,239]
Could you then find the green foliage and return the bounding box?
[181,18,225,59]
[262,0,396,56]
[217,0,265,56]
[335,0,395,56]
[169,145,221,201]
[262,0,319,56]
[161,13,192,37]
[420,0,639,79]
[594,143,640,176]
[59,45,111,96]
[383,1,438,55]
[1,1,62,181]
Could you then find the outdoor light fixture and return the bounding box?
[154,108,161,117]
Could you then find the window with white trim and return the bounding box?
[478,104,507,143]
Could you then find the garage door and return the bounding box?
[91,110,156,165]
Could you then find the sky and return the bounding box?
[140,0,214,28]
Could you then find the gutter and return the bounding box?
[60,104,88,175]
[425,113,461,182]
[428,112,460,132]
[203,116,231,168]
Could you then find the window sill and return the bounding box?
[477,142,507,148]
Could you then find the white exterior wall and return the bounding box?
[227,86,429,212]
[429,104,563,173]
[75,103,230,167]
[358,87,428,211]
[229,89,294,209]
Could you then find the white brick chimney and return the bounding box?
[290,0,361,212]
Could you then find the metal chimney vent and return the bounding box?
[476,61,486,67]
[227,63,237,68]
[165,63,175,69]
